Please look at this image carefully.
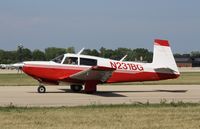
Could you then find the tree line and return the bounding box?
[0,46,200,64]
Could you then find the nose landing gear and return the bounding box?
[37,85,46,93]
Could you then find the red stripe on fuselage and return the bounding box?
[22,64,179,84]
[107,72,179,83]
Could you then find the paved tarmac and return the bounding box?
[0,85,200,107]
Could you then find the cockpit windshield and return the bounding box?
[51,55,64,63]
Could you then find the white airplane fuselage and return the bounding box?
[22,39,180,93]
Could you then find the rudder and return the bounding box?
[152,39,179,75]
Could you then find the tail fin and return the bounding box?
[152,39,180,75]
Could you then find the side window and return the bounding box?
[80,58,97,66]
[63,57,78,65]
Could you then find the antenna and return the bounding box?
[77,48,85,55]
[119,55,127,61]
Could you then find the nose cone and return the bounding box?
[21,61,33,74]
[21,61,51,75]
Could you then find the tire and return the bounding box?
[70,85,83,92]
[37,85,46,93]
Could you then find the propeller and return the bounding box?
[11,62,24,74]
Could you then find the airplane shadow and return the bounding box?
[28,89,188,97]
[111,89,188,93]
[59,89,127,97]
[91,89,188,97]
[154,90,188,93]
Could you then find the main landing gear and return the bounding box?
[70,81,97,94]
[70,85,83,92]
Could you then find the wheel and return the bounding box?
[37,85,46,93]
[70,85,83,92]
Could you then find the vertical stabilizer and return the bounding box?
[152,39,179,75]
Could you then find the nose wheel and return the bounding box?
[37,85,46,93]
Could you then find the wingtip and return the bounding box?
[154,39,170,47]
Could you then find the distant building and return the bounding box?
[175,57,192,67]
[192,58,200,67]
[175,57,200,67]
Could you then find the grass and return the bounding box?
[0,74,38,86]
[0,103,200,129]
[0,72,200,86]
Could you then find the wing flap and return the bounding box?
[69,66,116,82]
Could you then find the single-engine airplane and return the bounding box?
[21,39,180,93]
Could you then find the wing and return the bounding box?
[68,66,116,82]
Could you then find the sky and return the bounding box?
[0,0,199,53]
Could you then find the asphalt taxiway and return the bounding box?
[0,85,200,107]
